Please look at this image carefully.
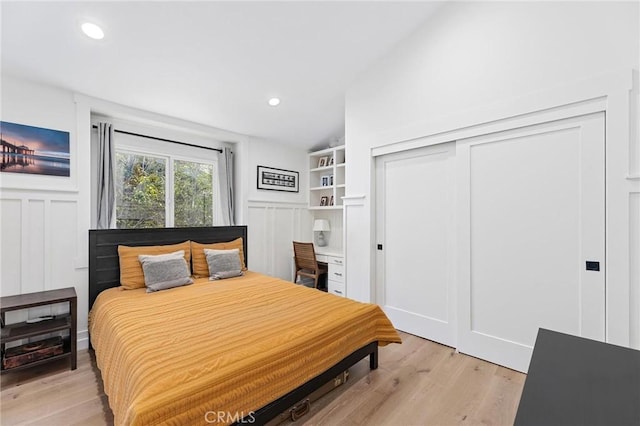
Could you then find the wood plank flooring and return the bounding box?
[0,332,525,425]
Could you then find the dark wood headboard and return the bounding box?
[88,226,248,309]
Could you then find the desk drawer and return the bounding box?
[328,280,345,297]
[328,264,344,283]
[316,254,328,263]
[327,256,344,266]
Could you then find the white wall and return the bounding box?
[347,1,638,153]
[1,75,311,348]
[345,1,639,346]
[243,138,312,280]
[0,75,90,341]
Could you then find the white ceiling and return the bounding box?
[1,1,441,150]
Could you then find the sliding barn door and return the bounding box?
[375,143,456,347]
[457,112,605,372]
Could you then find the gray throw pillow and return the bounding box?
[204,248,243,280]
[138,250,193,293]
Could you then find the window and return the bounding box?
[174,160,214,227]
[115,152,166,228]
[115,149,217,229]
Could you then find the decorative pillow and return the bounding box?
[118,241,191,290]
[204,248,243,280]
[191,238,246,278]
[138,250,193,293]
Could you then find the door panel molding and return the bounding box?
[457,112,605,372]
[376,143,457,347]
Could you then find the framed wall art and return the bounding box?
[1,121,70,177]
[257,165,299,192]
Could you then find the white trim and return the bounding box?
[247,199,307,208]
[77,93,247,143]
[77,330,89,351]
[370,70,631,156]
[342,194,366,203]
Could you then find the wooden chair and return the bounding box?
[293,241,327,289]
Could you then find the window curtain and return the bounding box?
[96,122,115,229]
[218,146,235,226]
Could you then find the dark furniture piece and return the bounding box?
[88,226,379,425]
[88,226,248,309]
[293,241,328,289]
[1,287,77,373]
[515,328,640,426]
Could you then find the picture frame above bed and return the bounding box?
[257,165,299,192]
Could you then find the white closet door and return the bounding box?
[375,143,456,347]
[457,112,605,372]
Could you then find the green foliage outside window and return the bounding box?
[115,153,166,228]
[174,160,214,227]
[115,152,215,229]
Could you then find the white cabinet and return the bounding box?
[327,255,345,297]
[308,146,345,210]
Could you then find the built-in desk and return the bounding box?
[515,328,640,426]
[315,249,344,297]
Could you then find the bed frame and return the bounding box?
[87,226,378,424]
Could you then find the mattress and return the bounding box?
[89,271,401,425]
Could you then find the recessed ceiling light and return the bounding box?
[268,97,281,107]
[81,22,104,40]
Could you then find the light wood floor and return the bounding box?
[0,332,525,425]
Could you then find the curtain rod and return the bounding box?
[92,125,223,153]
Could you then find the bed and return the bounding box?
[88,226,401,425]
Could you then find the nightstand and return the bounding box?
[1,287,77,373]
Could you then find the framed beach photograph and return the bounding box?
[317,156,329,168]
[0,121,70,177]
[257,165,299,192]
[328,156,334,166]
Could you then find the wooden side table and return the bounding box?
[1,287,77,373]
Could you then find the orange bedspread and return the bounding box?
[89,271,401,425]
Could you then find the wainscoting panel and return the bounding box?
[344,196,369,303]
[0,193,82,335]
[247,201,312,281]
[0,198,22,296]
[50,200,78,290]
[630,192,640,349]
[25,199,45,293]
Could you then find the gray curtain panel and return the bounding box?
[96,122,115,229]
[218,146,235,226]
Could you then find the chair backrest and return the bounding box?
[293,241,319,271]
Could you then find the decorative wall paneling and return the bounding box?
[247,200,312,281]
[343,195,367,302]
[0,191,87,347]
[630,188,640,349]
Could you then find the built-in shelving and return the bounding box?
[308,145,345,209]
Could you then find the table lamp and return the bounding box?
[313,219,330,247]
